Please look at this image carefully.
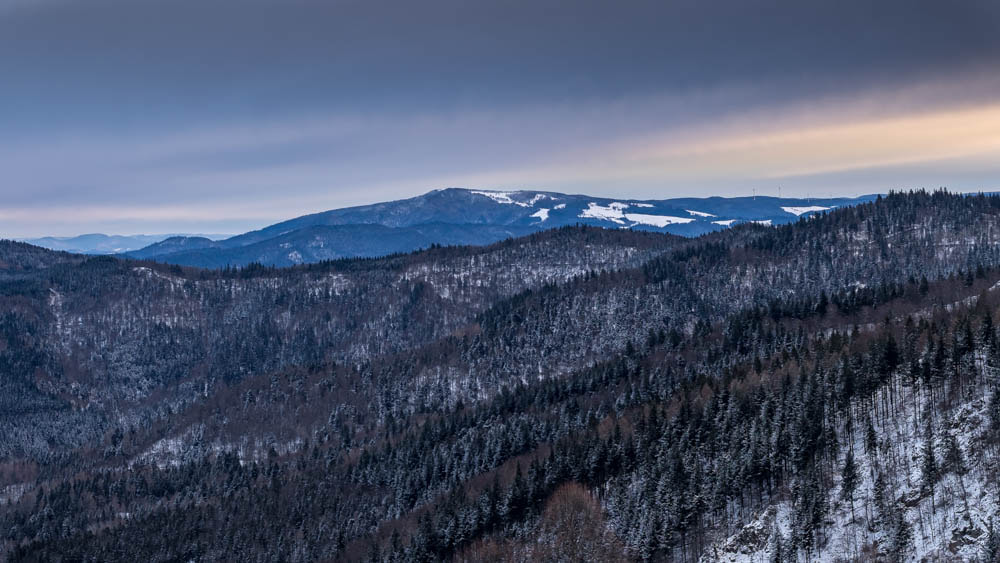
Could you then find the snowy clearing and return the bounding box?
[579,202,631,224]
[625,213,695,227]
[470,190,548,207]
[781,205,832,216]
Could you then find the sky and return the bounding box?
[3,0,1000,237]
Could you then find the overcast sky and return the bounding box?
[3,0,1000,236]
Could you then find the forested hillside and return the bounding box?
[2,191,1000,561]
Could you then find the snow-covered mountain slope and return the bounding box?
[129,188,876,267]
[238,188,871,240]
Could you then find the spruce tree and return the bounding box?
[920,422,938,513]
[889,508,913,563]
[944,432,970,513]
[984,519,1000,563]
[840,449,859,523]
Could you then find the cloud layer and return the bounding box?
[2,0,999,236]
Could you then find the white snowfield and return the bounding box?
[469,191,838,229]
[470,190,548,207]
[579,202,694,227]
[781,205,832,216]
[531,208,550,221]
[579,202,631,224]
[624,213,695,227]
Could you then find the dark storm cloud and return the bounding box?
[4,0,999,130]
[2,0,1000,236]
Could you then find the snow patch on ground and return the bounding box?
[713,219,739,226]
[781,205,832,216]
[580,202,631,224]
[625,213,695,227]
[554,203,567,210]
[751,219,773,226]
[687,209,716,217]
[525,194,548,206]
[633,203,655,208]
[470,190,547,207]
[578,202,696,228]
[531,208,550,222]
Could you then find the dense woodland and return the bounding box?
[2,190,1000,561]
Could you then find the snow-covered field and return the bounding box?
[782,206,833,216]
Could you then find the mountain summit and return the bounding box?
[128,188,875,268]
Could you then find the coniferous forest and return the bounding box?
[2,191,1000,561]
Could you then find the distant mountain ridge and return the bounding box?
[127,188,877,267]
[22,233,231,255]
[129,223,540,269]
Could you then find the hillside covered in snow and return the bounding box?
[2,190,1000,561]
[121,188,875,268]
